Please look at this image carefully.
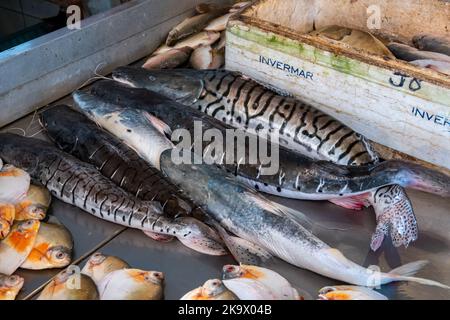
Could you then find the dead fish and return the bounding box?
[195,3,220,14]
[222,264,300,300]
[388,42,450,63]
[412,34,450,56]
[318,285,388,300]
[143,47,193,70]
[14,185,51,221]
[181,279,238,300]
[312,26,394,58]
[204,13,233,32]
[190,45,225,69]
[154,31,220,56]
[0,220,40,275]
[37,268,99,300]
[21,221,73,270]
[81,252,130,286]
[98,268,164,300]
[166,9,227,46]
[0,133,227,256]
[0,274,24,300]
[410,59,450,76]
[0,165,30,204]
[0,204,15,240]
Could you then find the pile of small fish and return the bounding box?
[310,26,450,76]
[142,1,251,70]
[38,252,164,300]
[0,160,73,300]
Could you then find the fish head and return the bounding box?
[222,264,243,279]
[46,246,72,268]
[0,274,24,299]
[17,219,40,234]
[202,279,227,297]
[317,285,387,300]
[17,204,46,220]
[112,67,205,104]
[86,252,107,267]
[39,105,85,152]
[0,204,15,239]
[145,271,165,285]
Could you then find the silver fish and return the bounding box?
[318,285,388,300]
[410,59,450,76]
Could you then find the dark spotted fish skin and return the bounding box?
[40,105,197,218]
[194,70,378,166]
[0,133,228,257]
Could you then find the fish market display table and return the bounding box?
[1,93,449,300]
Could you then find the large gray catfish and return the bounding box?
[0,133,226,256]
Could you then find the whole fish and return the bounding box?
[0,274,24,300]
[14,185,50,221]
[21,221,73,270]
[388,42,450,63]
[143,47,193,70]
[181,279,238,300]
[40,105,199,220]
[318,285,388,300]
[107,70,445,249]
[166,8,228,46]
[37,268,99,300]
[0,164,30,204]
[410,59,450,76]
[412,35,450,56]
[159,148,450,289]
[0,220,40,275]
[0,133,227,256]
[98,268,164,300]
[0,204,15,239]
[154,31,220,56]
[222,264,300,300]
[81,252,130,286]
[71,92,450,289]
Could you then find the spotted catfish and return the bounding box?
[40,105,201,220]
[110,67,421,251]
[0,133,226,256]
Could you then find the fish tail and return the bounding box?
[381,260,450,290]
[375,160,450,197]
[368,185,418,251]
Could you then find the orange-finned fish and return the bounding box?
[14,185,51,221]
[0,220,40,275]
[0,204,15,240]
[0,274,24,300]
[81,252,129,286]
[181,279,238,300]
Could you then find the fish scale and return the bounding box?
[0,133,227,256]
[198,70,377,166]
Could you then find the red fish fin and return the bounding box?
[329,193,371,211]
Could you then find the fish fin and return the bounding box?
[142,230,174,242]
[328,193,371,210]
[174,217,228,256]
[142,112,173,138]
[210,220,273,265]
[382,260,450,290]
[368,186,418,251]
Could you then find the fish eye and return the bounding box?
[148,76,156,81]
[6,275,21,287]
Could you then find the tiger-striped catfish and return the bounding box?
[75,83,449,252]
[40,105,200,220]
[0,133,226,256]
